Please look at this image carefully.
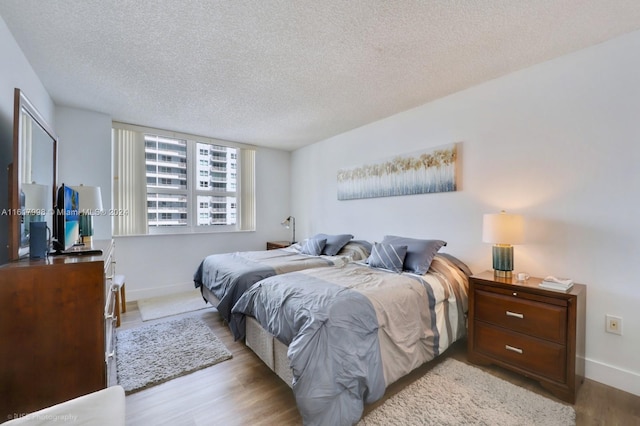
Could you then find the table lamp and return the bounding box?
[482,210,524,278]
[72,185,103,245]
[22,182,50,224]
[22,183,50,258]
[281,215,296,243]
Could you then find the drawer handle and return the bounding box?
[506,311,524,319]
[505,344,523,354]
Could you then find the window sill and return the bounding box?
[113,228,255,239]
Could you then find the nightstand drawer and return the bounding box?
[475,289,567,343]
[475,322,566,383]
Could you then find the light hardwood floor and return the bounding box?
[121,303,640,426]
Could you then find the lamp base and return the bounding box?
[493,270,513,278]
[492,244,514,279]
[79,215,94,246]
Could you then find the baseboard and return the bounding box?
[586,357,640,397]
[127,281,196,302]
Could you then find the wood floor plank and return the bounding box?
[121,302,639,425]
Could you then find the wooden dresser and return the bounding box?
[0,239,116,419]
[467,271,586,403]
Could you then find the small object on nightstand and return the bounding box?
[266,241,291,250]
[539,276,574,292]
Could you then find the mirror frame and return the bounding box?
[8,88,58,261]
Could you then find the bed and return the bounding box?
[193,236,371,337]
[231,238,470,426]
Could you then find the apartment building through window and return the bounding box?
[112,122,255,235]
[145,135,237,228]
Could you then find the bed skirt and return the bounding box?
[200,286,293,387]
[246,316,293,387]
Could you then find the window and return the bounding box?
[112,122,255,235]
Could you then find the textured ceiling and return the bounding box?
[2,1,640,151]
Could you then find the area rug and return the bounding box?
[358,358,575,426]
[137,290,212,321]
[116,317,232,393]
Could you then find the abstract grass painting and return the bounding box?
[337,143,459,200]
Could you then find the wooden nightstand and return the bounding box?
[266,241,291,250]
[467,271,586,403]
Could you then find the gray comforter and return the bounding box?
[193,248,343,337]
[232,255,469,426]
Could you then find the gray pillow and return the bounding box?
[311,233,354,256]
[381,235,447,275]
[300,238,327,256]
[367,242,408,273]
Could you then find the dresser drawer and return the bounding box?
[474,322,566,382]
[475,289,567,343]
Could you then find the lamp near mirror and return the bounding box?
[281,215,296,244]
[72,185,103,245]
[22,182,50,244]
[482,210,524,278]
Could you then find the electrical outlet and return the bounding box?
[605,314,623,335]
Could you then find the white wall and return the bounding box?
[0,16,56,265]
[292,30,640,396]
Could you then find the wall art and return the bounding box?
[337,143,459,200]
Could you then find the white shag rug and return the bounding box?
[137,290,211,321]
[358,358,575,426]
[116,317,232,393]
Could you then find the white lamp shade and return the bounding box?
[23,183,50,211]
[72,185,104,213]
[482,211,524,245]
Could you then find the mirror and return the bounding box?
[8,88,58,261]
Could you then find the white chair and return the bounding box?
[5,386,125,425]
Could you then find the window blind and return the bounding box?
[112,128,148,235]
